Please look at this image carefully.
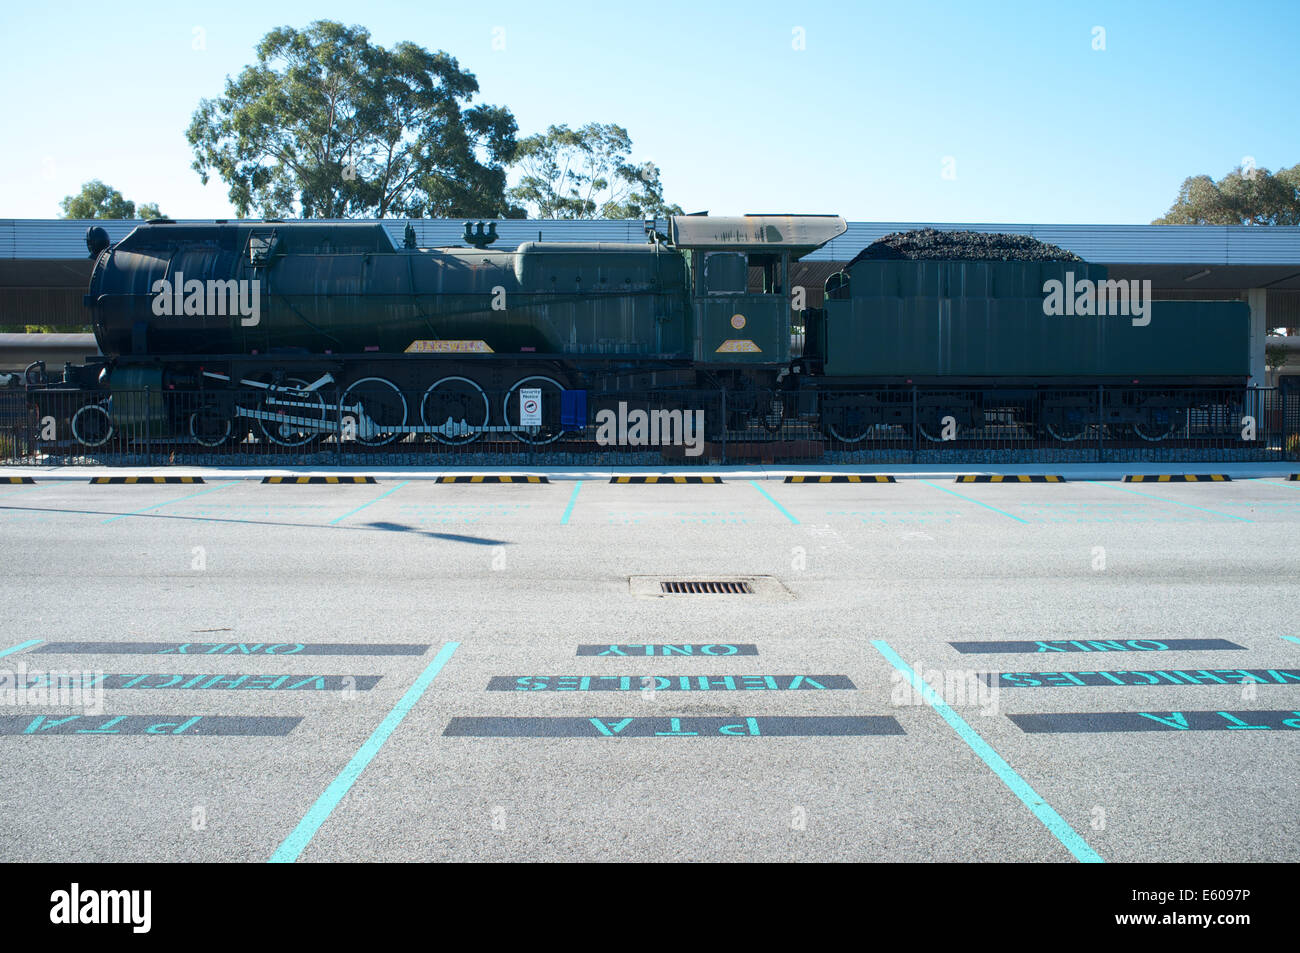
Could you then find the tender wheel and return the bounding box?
[342,377,407,446]
[258,377,328,447]
[72,403,113,448]
[1134,418,1176,441]
[822,396,871,444]
[504,376,565,445]
[421,376,490,445]
[188,406,232,447]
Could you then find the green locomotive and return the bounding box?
[43,214,1249,447]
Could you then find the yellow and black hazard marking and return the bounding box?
[610,476,723,484]
[261,476,377,484]
[436,475,549,484]
[0,476,36,484]
[90,476,204,485]
[1288,474,1299,481]
[784,475,895,483]
[956,475,1065,483]
[1124,474,1230,483]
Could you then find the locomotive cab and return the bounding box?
[669,214,846,365]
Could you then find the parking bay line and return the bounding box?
[101,482,240,524]
[917,480,1029,523]
[560,481,583,524]
[870,639,1104,864]
[749,480,799,524]
[0,639,42,660]
[268,641,459,863]
[1086,481,1253,523]
[328,481,409,525]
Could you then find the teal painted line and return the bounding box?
[749,480,798,524]
[1259,481,1300,490]
[328,481,409,525]
[101,482,239,524]
[1282,636,1300,646]
[269,641,459,863]
[560,480,583,524]
[1087,481,1253,523]
[919,480,1030,523]
[0,639,42,659]
[871,639,1103,864]
[0,483,50,498]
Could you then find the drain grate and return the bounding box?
[659,580,754,595]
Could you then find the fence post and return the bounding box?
[719,387,727,464]
[144,386,151,467]
[335,386,343,467]
[1096,384,1104,463]
[911,385,918,465]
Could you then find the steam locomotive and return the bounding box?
[26,215,1250,448]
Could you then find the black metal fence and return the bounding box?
[2,384,1296,466]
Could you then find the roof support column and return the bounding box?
[1247,288,1267,387]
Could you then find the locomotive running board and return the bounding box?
[232,403,536,438]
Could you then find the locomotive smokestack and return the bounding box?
[85,225,110,259]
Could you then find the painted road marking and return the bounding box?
[486,674,855,691]
[560,480,582,524]
[2,715,302,735]
[1282,636,1300,646]
[328,480,409,525]
[576,643,758,656]
[993,669,1300,687]
[1,672,384,691]
[949,638,1246,654]
[443,715,903,737]
[918,480,1030,523]
[750,480,799,524]
[1087,481,1253,522]
[101,481,239,524]
[33,641,429,655]
[0,483,49,498]
[0,639,42,660]
[871,639,1103,864]
[1009,710,1300,733]
[269,641,459,863]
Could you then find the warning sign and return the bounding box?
[520,388,542,426]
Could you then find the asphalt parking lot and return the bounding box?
[1,472,1297,862]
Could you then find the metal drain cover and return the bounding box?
[629,575,792,599]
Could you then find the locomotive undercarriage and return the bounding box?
[26,353,1249,452]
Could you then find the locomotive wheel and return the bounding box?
[503,375,565,445]
[188,407,232,448]
[1045,421,1089,442]
[71,403,114,448]
[421,376,490,445]
[258,377,328,447]
[342,377,408,447]
[760,392,786,434]
[1134,417,1176,441]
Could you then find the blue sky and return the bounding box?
[2,0,1296,223]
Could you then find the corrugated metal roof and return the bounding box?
[4,218,1299,265]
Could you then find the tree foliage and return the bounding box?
[1154,163,1300,225]
[186,20,522,219]
[508,123,681,219]
[59,180,164,219]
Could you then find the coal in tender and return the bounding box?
[850,228,1083,263]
